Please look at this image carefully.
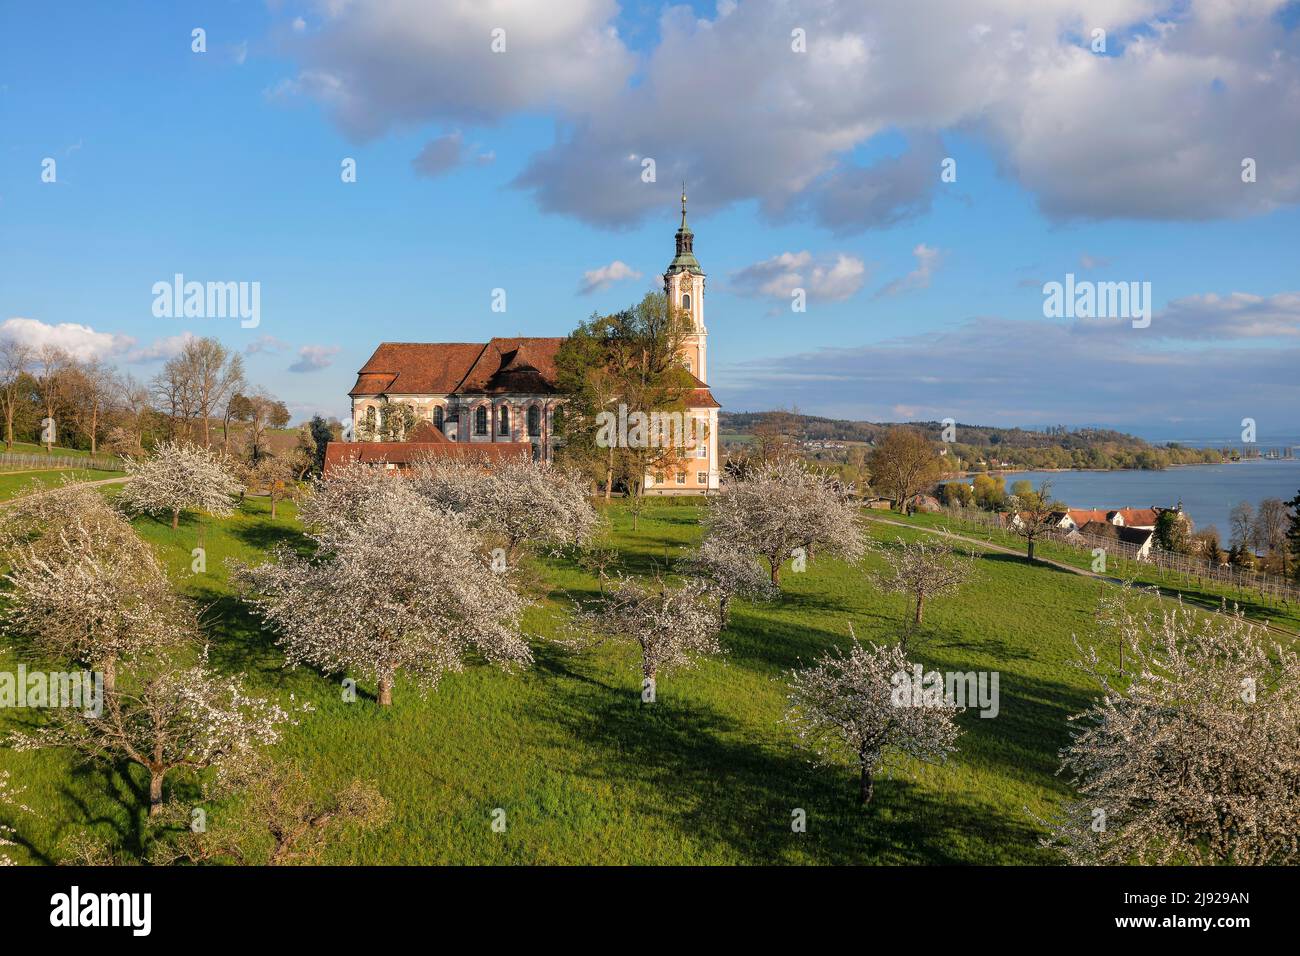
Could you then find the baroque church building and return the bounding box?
[341,194,721,493]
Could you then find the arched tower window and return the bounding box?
[474,406,488,436]
[498,405,510,436]
[681,292,691,311]
[527,405,541,437]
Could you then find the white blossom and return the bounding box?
[239,466,532,706]
[786,627,963,805]
[8,655,302,816]
[678,533,777,627]
[575,575,722,696]
[0,770,32,865]
[119,440,244,529]
[1040,589,1300,865]
[412,455,599,560]
[872,535,976,632]
[705,457,865,586]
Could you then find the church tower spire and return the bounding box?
[663,185,706,381]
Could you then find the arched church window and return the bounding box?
[474,406,488,436]
[364,406,376,436]
[498,405,510,436]
[433,406,444,431]
[681,292,691,310]
[527,405,541,437]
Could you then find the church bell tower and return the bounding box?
[664,185,707,381]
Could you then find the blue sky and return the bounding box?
[2,0,1298,442]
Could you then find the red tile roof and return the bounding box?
[1116,508,1158,527]
[323,440,530,473]
[350,339,567,398]
[1068,508,1111,527]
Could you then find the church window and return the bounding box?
[685,358,692,373]
[681,292,691,310]
[498,405,510,436]
[675,472,686,485]
[527,405,541,437]
[696,471,707,485]
[433,406,444,431]
[474,406,488,436]
[364,406,376,436]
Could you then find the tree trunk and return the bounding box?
[604,447,614,501]
[172,508,180,530]
[101,656,116,695]
[270,497,278,520]
[858,761,875,806]
[1027,538,1036,562]
[769,557,781,587]
[377,675,393,707]
[149,771,164,815]
[914,593,924,625]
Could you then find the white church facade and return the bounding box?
[344,193,720,493]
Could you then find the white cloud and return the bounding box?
[875,244,943,298]
[245,334,290,355]
[731,251,868,303]
[411,131,465,178]
[1124,290,1300,340]
[0,317,132,362]
[289,344,341,373]
[578,259,643,295]
[124,332,198,364]
[275,0,632,139]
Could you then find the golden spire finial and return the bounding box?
[681,181,687,214]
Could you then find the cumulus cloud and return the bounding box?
[273,0,632,139]
[276,1,1300,229]
[578,259,643,295]
[875,244,944,298]
[731,251,868,303]
[0,317,133,362]
[289,344,341,373]
[715,313,1300,433]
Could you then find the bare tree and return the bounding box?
[786,626,963,805]
[0,338,33,450]
[1004,480,1058,562]
[873,536,977,631]
[574,575,722,701]
[704,457,865,586]
[149,754,388,865]
[153,337,244,447]
[120,440,244,529]
[237,465,532,706]
[34,344,69,451]
[64,358,114,453]
[8,656,301,816]
[248,455,299,520]
[867,426,941,511]
[679,533,777,628]
[1229,500,1255,552]
[1040,589,1300,865]
[1253,498,1290,575]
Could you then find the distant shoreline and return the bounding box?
[955,458,1299,479]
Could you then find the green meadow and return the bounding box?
[2,496,1147,865]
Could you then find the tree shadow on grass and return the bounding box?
[530,681,1053,864]
[189,584,291,682]
[228,520,313,557]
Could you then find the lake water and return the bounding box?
[992,460,1300,536]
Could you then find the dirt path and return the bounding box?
[865,513,1299,641]
[0,475,130,508]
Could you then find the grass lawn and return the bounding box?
[890,510,1300,635]
[0,469,125,502]
[2,496,1154,865]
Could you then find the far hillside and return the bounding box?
[720,411,1226,472]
